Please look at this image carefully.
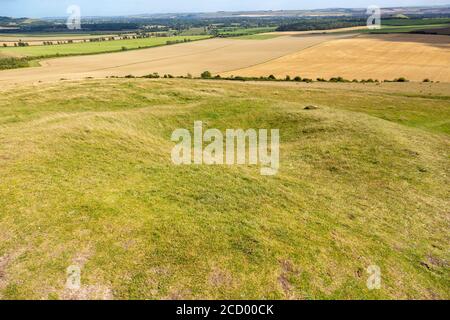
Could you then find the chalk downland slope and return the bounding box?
[0,79,448,299]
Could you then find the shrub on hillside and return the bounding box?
[143,72,160,78]
[201,71,212,79]
[329,76,350,83]
[393,77,409,82]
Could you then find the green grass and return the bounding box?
[0,79,448,300]
[0,35,211,58]
[382,18,450,26]
[0,57,31,70]
[217,27,277,37]
[0,32,118,38]
[177,27,209,36]
[364,24,450,34]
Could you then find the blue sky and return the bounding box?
[1,0,449,18]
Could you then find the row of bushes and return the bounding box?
[199,71,314,82]
[166,39,192,45]
[3,42,30,47]
[119,38,192,51]
[110,72,437,84]
[117,73,176,79]
[199,72,415,84]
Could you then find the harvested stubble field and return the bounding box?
[1,32,449,85]
[0,78,448,299]
[0,34,352,85]
[221,34,450,82]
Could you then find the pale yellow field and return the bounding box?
[221,34,450,82]
[0,34,352,86]
[1,33,449,85]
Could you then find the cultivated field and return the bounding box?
[1,32,449,84]
[0,33,124,47]
[0,79,448,299]
[0,34,353,86]
[0,35,210,57]
[221,34,450,82]
[264,26,368,35]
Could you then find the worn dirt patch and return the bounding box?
[0,249,25,298]
[421,254,449,270]
[165,287,192,300]
[277,259,301,299]
[61,285,114,300]
[58,248,113,300]
[209,267,233,288]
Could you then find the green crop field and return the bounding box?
[217,27,277,36]
[368,24,450,34]
[0,79,448,300]
[382,18,450,26]
[0,35,211,58]
[0,32,117,38]
[178,27,209,36]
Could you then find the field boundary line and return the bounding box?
[88,42,235,72]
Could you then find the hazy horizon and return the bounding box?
[1,0,449,18]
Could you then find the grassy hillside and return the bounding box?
[0,79,448,300]
[0,35,210,58]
